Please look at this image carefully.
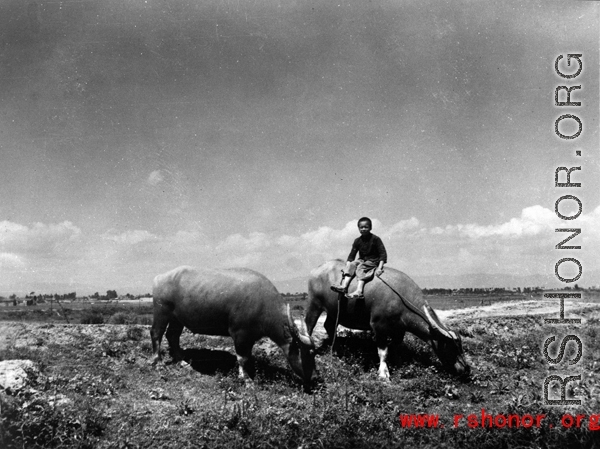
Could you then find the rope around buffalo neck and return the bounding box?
[331,292,342,357]
[329,270,347,357]
[375,273,431,326]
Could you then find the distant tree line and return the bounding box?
[9,283,596,302]
[423,285,594,295]
[90,290,118,300]
[3,290,152,305]
[89,291,151,300]
[24,292,77,301]
[423,287,545,295]
[17,290,149,301]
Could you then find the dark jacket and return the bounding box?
[347,233,387,264]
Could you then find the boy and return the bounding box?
[331,217,387,299]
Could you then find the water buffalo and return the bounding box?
[151,266,317,391]
[305,260,469,379]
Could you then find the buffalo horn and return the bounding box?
[423,305,454,340]
[298,316,314,347]
[286,304,313,347]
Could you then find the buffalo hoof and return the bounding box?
[178,360,192,370]
[378,367,390,381]
[169,351,185,364]
[315,340,333,354]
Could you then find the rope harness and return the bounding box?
[331,293,342,357]
[376,273,456,340]
[330,268,440,347]
[329,267,453,359]
[330,270,348,356]
[375,273,431,325]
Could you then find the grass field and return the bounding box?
[1,293,599,448]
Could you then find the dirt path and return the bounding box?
[437,298,599,321]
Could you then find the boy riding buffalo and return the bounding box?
[330,217,387,300]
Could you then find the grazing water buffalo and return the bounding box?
[151,266,317,391]
[305,260,469,379]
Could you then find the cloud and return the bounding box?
[147,170,164,186]
[205,206,599,282]
[210,218,423,278]
[381,217,421,239]
[430,205,556,239]
[211,224,355,274]
[152,205,599,285]
[0,252,25,270]
[103,229,158,245]
[171,230,204,243]
[278,221,356,250]
[2,204,598,295]
[0,220,81,256]
[217,232,271,253]
[578,204,600,238]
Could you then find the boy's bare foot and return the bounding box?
[330,285,347,294]
[345,292,365,300]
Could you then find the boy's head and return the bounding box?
[357,217,372,235]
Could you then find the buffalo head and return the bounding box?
[424,306,470,377]
[286,305,317,392]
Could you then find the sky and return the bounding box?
[0,0,598,295]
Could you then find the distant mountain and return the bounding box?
[412,270,598,290]
[273,270,600,294]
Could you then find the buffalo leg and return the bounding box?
[150,308,172,364]
[304,301,322,335]
[232,332,255,381]
[375,334,391,380]
[388,331,405,367]
[323,311,339,345]
[165,318,185,362]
